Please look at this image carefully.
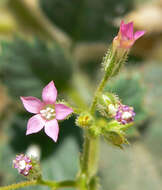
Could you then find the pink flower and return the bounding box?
[20,81,73,142]
[113,20,145,49]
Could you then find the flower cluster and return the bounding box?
[13,154,32,176]
[114,104,136,125]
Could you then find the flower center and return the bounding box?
[122,112,132,119]
[40,105,56,120]
[19,160,26,170]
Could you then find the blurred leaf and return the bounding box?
[40,0,133,42]
[0,38,73,99]
[7,0,72,48]
[99,141,162,190]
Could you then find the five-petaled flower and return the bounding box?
[20,81,73,142]
[113,20,145,49]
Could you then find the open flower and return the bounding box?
[113,20,145,49]
[20,81,73,142]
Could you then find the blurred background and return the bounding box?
[0,0,162,189]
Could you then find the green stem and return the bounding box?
[90,72,109,114]
[79,50,115,189]
[81,132,99,178]
[79,131,99,190]
[39,179,77,188]
[0,179,77,190]
[0,180,37,190]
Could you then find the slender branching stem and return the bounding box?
[0,179,77,190]
[0,180,38,190]
[90,72,110,115]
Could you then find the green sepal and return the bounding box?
[102,46,128,79]
[27,157,42,180]
[76,112,94,128]
[102,120,133,148]
[104,130,128,149]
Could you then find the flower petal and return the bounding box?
[44,119,59,142]
[42,81,57,104]
[120,21,133,40]
[26,114,45,135]
[20,96,43,114]
[134,30,146,40]
[55,104,73,120]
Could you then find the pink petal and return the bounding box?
[120,21,133,40]
[55,104,73,120]
[42,81,57,104]
[134,30,145,40]
[20,96,43,114]
[44,119,59,142]
[26,114,45,135]
[126,22,134,39]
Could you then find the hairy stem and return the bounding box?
[0,179,77,190]
[79,52,114,189]
[81,132,99,178]
[90,72,109,114]
[79,131,99,190]
[0,180,37,190]
[39,179,77,188]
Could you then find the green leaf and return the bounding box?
[0,38,73,98]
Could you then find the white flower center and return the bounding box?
[122,112,132,119]
[19,160,26,170]
[40,105,56,120]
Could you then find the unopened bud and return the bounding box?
[76,112,93,128]
[97,93,119,117]
[102,120,132,148]
[104,130,128,148]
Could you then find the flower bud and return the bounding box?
[104,130,128,148]
[97,93,119,117]
[13,154,41,180]
[76,112,94,128]
[113,20,145,51]
[102,120,132,148]
[103,21,145,78]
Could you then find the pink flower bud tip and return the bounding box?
[113,20,145,49]
[20,81,73,142]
